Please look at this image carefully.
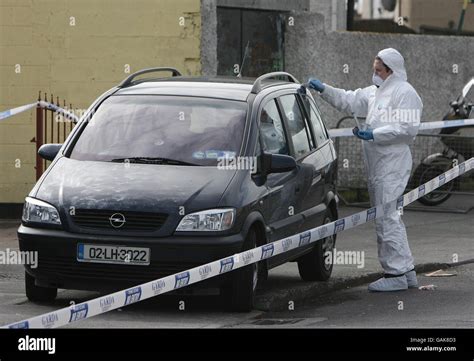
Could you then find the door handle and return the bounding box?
[312,170,324,185]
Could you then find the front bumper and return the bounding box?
[18,224,244,292]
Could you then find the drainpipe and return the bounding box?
[347,0,355,30]
[457,0,469,34]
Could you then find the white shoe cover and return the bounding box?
[368,276,408,292]
[405,270,418,288]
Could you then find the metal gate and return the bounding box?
[35,92,76,180]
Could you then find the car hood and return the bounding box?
[34,157,236,214]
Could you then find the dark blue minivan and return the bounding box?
[18,68,338,311]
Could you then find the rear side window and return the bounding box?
[259,100,289,155]
[278,94,312,157]
[302,97,328,147]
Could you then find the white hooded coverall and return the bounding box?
[320,48,423,275]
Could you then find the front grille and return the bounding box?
[71,209,168,231]
[36,255,199,283]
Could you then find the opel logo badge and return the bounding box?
[109,213,126,228]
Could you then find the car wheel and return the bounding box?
[25,271,57,303]
[415,164,454,206]
[297,209,336,281]
[224,228,264,312]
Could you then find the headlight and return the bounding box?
[176,208,235,232]
[22,197,62,226]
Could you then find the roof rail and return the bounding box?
[251,72,299,94]
[118,67,182,88]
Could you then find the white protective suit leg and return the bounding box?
[367,177,414,276]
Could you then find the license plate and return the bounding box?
[77,244,150,266]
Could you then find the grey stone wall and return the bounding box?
[309,0,346,31]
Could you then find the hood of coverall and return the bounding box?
[377,48,408,82]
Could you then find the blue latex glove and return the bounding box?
[308,78,325,93]
[353,127,374,141]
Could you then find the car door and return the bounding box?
[301,92,337,179]
[298,92,337,229]
[280,93,330,245]
[266,93,316,267]
[256,98,305,258]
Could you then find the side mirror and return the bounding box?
[260,152,297,175]
[38,143,63,161]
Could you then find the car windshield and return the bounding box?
[69,95,247,166]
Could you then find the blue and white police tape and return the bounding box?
[328,118,474,138]
[0,101,471,136]
[37,101,79,122]
[0,101,79,122]
[3,157,473,329]
[0,102,38,121]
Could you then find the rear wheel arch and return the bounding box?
[297,207,337,282]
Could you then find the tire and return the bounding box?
[224,228,265,312]
[414,164,454,206]
[25,271,57,303]
[297,210,336,281]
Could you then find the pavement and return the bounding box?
[232,263,474,328]
[256,198,474,311]
[0,197,472,328]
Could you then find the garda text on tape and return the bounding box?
[4,157,473,329]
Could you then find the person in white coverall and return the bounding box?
[307,48,423,292]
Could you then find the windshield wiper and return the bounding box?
[110,157,199,166]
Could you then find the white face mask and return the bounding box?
[372,73,384,87]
